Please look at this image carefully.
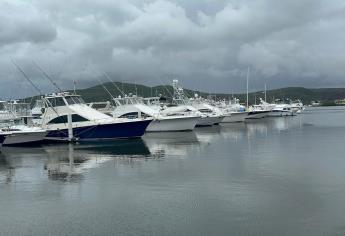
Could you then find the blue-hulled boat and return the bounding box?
[40,92,152,142]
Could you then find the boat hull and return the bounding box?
[196,116,223,126]
[45,119,151,141]
[3,131,47,146]
[268,110,293,117]
[146,116,198,132]
[221,112,249,123]
[246,111,270,119]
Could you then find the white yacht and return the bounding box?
[217,98,249,123]
[41,92,152,141]
[247,98,273,119]
[291,100,304,114]
[110,95,199,132]
[269,104,293,117]
[171,80,224,126]
[0,101,47,146]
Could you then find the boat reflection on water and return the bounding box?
[144,131,199,158]
[0,139,152,183]
[0,153,15,184]
[43,139,151,181]
[245,116,302,137]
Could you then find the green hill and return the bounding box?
[23,82,345,106]
[72,82,345,105]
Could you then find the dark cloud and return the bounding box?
[0,0,344,98]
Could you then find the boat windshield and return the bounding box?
[47,97,66,107]
[65,96,85,105]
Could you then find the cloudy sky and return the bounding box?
[1,0,345,98]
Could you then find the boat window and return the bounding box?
[119,112,139,119]
[48,114,89,124]
[199,108,212,113]
[47,97,66,107]
[65,96,85,105]
[72,114,89,122]
[48,115,68,124]
[141,112,152,118]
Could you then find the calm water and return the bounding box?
[1,107,345,236]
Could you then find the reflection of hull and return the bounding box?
[196,116,223,126]
[0,134,5,148]
[144,131,199,157]
[246,111,270,119]
[147,116,198,132]
[3,131,47,146]
[45,120,151,141]
[221,112,249,123]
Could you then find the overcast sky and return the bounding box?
[1,0,345,98]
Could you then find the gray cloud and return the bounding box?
[0,0,345,98]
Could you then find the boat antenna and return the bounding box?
[96,77,116,101]
[12,60,43,95]
[156,77,174,98]
[32,60,63,93]
[264,83,267,102]
[102,72,126,97]
[12,60,63,124]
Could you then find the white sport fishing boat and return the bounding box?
[246,98,273,119]
[269,105,293,117]
[41,92,152,141]
[217,98,249,123]
[110,95,199,132]
[171,80,223,126]
[0,101,47,146]
[290,100,304,114]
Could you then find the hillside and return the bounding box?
[72,82,345,105]
[22,82,345,105]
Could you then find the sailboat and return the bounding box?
[244,69,270,119]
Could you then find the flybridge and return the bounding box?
[43,92,86,107]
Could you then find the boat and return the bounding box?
[171,80,224,126]
[0,101,47,146]
[290,100,304,114]
[269,104,293,117]
[110,95,199,132]
[218,98,249,123]
[41,92,152,141]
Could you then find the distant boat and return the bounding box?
[171,80,224,126]
[311,101,321,107]
[247,99,272,119]
[0,100,47,146]
[41,92,152,141]
[110,95,200,132]
[218,98,249,123]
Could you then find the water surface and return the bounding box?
[1,107,345,236]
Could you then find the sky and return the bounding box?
[1,0,345,98]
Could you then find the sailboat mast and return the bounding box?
[246,67,250,108]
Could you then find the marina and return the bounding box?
[0,78,306,146]
[1,0,344,234]
[1,107,345,235]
